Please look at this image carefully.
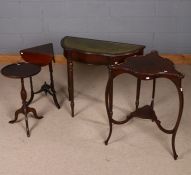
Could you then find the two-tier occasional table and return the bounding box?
[1,62,43,137]
[105,51,184,160]
[61,36,145,117]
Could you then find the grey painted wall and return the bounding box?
[0,0,191,54]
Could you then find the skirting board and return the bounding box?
[0,54,66,64]
[0,54,190,64]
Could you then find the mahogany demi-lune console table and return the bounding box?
[104,51,184,160]
[61,36,145,117]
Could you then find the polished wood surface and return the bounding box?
[105,51,184,160]
[116,51,184,79]
[20,43,54,66]
[1,62,41,78]
[1,62,43,137]
[61,36,145,117]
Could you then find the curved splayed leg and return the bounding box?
[170,78,184,160]
[135,78,141,110]
[104,74,113,145]
[27,77,34,106]
[49,63,60,109]
[28,107,43,119]
[9,108,23,123]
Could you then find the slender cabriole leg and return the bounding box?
[151,78,156,122]
[135,78,141,110]
[151,78,156,109]
[109,75,113,118]
[68,59,74,117]
[27,76,34,106]
[24,115,30,137]
[67,59,71,101]
[105,66,114,145]
[9,108,22,124]
[49,62,60,109]
[105,77,113,145]
[171,78,184,160]
[27,107,43,120]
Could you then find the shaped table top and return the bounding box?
[115,51,184,79]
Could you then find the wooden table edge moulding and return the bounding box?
[104,51,184,160]
[61,36,145,117]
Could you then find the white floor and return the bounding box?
[0,63,191,175]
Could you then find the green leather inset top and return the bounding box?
[61,36,145,56]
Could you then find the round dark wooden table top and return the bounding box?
[1,62,41,79]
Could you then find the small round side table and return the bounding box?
[1,62,43,137]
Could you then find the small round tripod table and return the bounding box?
[1,62,43,137]
[105,51,184,160]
